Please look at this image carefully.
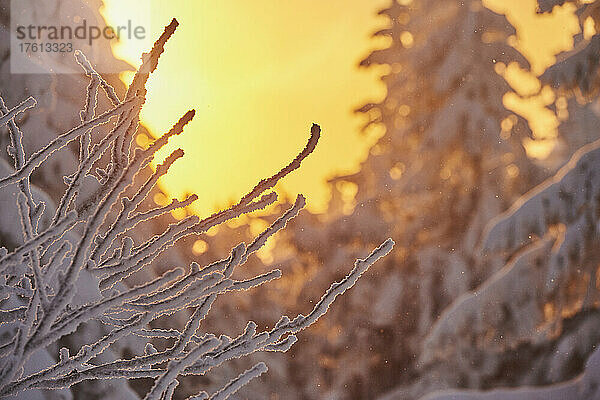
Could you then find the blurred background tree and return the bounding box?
[195,1,559,398]
[410,1,600,399]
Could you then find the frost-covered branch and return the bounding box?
[0,17,392,400]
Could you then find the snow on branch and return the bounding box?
[482,140,600,254]
[422,345,600,399]
[421,137,600,388]
[540,34,600,96]
[0,18,392,400]
[0,98,139,189]
[74,50,121,106]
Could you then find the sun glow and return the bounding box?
[101,0,580,217]
[100,0,388,217]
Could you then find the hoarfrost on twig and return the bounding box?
[0,17,393,400]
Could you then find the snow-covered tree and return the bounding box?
[407,1,600,398]
[536,0,600,161]
[539,0,600,98]
[417,140,600,399]
[222,0,544,398]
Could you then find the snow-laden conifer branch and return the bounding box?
[540,34,600,96]
[482,140,600,253]
[422,129,600,391]
[422,345,600,399]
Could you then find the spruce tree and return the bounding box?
[263,0,544,398]
[416,2,600,398]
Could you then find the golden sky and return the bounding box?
[484,0,580,158]
[101,0,580,216]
